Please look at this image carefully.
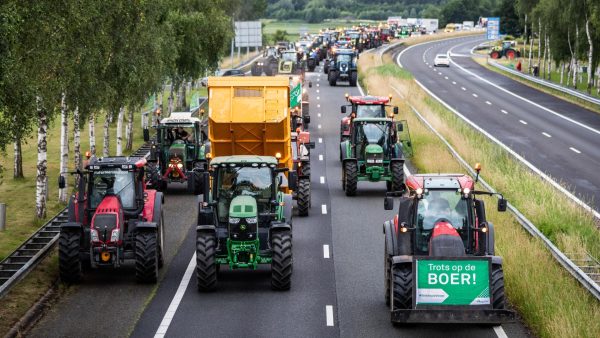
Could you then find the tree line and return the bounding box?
[0,0,241,219]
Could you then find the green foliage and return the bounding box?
[273,30,290,43]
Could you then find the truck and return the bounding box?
[463,21,474,30]
[195,77,313,291]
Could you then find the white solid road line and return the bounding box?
[542,132,552,138]
[493,326,509,338]
[325,305,334,326]
[570,147,582,154]
[318,137,323,143]
[486,101,492,105]
[320,176,325,184]
[321,204,327,214]
[319,154,323,161]
[154,253,196,338]
[323,244,330,258]
[501,109,508,114]
[519,120,528,125]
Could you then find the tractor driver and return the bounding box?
[175,127,192,142]
[422,196,467,230]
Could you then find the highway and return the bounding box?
[26,46,530,338]
[398,35,600,211]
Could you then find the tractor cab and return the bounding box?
[340,94,397,141]
[148,112,206,193]
[279,51,301,75]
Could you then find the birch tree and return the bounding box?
[59,94,69,202]
[35,104,48,218]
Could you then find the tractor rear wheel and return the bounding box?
[506,49,516,59]
[196,232,218,291]
[349,71,358,87]
[271,231,293,290]
[297,179,310,217]
[392,264,413,310]
[328,71,337,86]
[301,161,311,177]
[58,231,82,283]
[491,265,506,309]
[391,162,404,192]
[344,161,358,196]
[135,231,159,283]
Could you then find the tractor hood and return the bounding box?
[168,142,187,161]
[229,195,258,218]
[365,144,383,154]
[279,61,294,73]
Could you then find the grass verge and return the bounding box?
[359,40,600,338]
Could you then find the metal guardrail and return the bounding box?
[0,143,153,299]
[488,59,600,106]
[382,43,600,301]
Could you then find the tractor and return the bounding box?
[58,156,164,283]
[278,50,304,77]
[340,94,394,142]
[251,47,279,76]
[195,156,294,291]
[146,112,207,194]
[490,41,521,60]
[328,49,358,87]
[340,117,406,195]
[382,168,515,324]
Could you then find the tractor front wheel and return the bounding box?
[349,71,358,87]
[271,231,293,291]
[506,49,516,59]
[58,230,82,283]
[391,162,405,192]
[392,264,413,310]
[491,265,506,309]
[490,51,500,59]
[344,161,358,196]
[196,232,218,291]
[328,71,337,86]
[135,231,159,283]
[297,179,310,217]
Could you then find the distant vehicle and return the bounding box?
[444,23,458,33]
[433,54,450,67]
[463,21,474,30]
[201,69,244,87]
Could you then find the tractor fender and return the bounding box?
[197,206,215,226]
[136,221,158,231]
[390,158,405,166]
[67,196,77,222]
[340,140,352,161]
[142,190,159,222]
[383,220,398,257]
[196,224,217,233]
[393,143,404,158]
[60,222,82,232]
[282,193,293,225]
[151,192,164,224]
[491,255,503,266]
[391,255,413,265]
[487,222,496,256]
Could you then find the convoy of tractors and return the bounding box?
[57,22,515,327]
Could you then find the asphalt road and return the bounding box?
[399,35,600,210]
[26,42,531,338]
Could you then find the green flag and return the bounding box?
[290,83,302,108]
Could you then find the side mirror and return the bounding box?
[393,106,399,115]
[396,122,403,132]
[288,172,298,191]
[309,81,313,88]
[341,106,347,114]
[384,196,394,210]
[58,175,66,189]
[143,129,150,142]
[498,198,507,212]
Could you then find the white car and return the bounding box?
[433,54,450,67]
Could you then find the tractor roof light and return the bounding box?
[85,151,91,159]
[463,187,471,198]
[275,152,282,160]
[206,152,212,159]
[388,94,393,101]
[415,188,423,198]
[345,93,349,101]
[475,162,482,171]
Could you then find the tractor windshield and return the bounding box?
[281,52,296,62]
[355,121,389,145]
[216,166,273,222]
[160,125,196,144]
[336,54,352,63]
[415,189,469,252]
[90,169,136,209]
[356,105,385,118]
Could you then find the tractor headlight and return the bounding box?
[91,229,99,243]
[110,229,120,243]
[229,217,240,224]
[246,217,258,224]
[177,163,183,169]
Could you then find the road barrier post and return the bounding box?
[0,203,6,231]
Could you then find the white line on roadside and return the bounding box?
[154,253,196,338]
[472,93,478,98]
[570,147,581,154]
[318,138,322,143]
[326,305,334,326]
[321,204,327,214]
[501,109,508,114]
[485,101,492,105]
[320,176,325,184]
[519,120,528,125]
[323,244,330,258]
[319,154,323,161]
[542,132,552,138]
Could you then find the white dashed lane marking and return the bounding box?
[570,147,581,154]
[542,132,551,138]
[318,138,322,143]
[318,124,322,129]
[321,204,327,214]
[519,120,527,125]
[326,305,334,326]
[319,154,323,161]
[320,176,325,184]
[452,81,456,85]
[485,101,492,105]
[501,109,508,114]
[323,244,330,258]
[472,93,478,98]
[461,87,466,91]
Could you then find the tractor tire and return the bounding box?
[392,265,413,310]
[506,49,516,59]
[344,161,358,196]
[491,265,506,309]
[135,231,159,283]
[196,232,218,291]
[297,179,310,217]
[301,161,311,177]
[251,68,260,76]
[328,71,337,86]
[58,231,82,283]
[391,162,405,192]
[490,51,500,59]
[349,71,358,87]
[271,231,293,291]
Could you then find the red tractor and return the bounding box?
[339,94,398,142]
[382,166,515,324]
[58,156,164,283]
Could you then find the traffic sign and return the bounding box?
[415,258,491,306]
[487,17,500,40]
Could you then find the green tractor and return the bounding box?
[147,112,208,194]
[196,155,294,291]
[489,41,521,59]
[340,117,406,196]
